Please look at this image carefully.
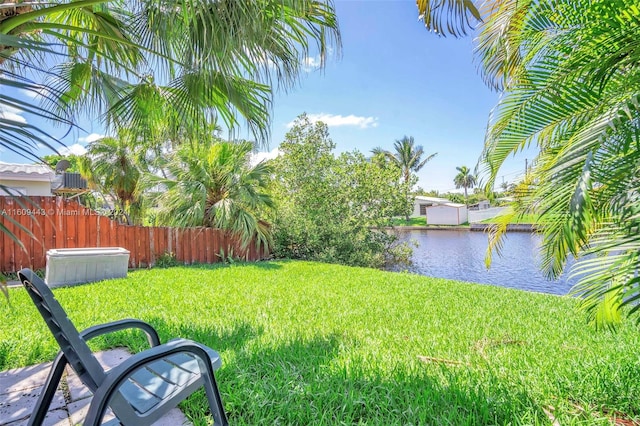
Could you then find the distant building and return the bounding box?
[425,203,468,225]
[0,162,88,197]
[469,200,491,210]
[411,196,451,217]
[0,162,55,196]
[412,195,469,225]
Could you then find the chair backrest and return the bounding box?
[18,268,106,391]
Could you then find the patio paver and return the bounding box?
[0,349,192,426]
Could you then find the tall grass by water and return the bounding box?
[1,261,639,424]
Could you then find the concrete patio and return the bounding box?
[0,348,191,426]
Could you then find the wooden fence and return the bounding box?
[0,196,267,273]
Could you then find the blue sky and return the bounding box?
[263,1,535,193]
[1,1,532,193]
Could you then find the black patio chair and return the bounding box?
[18,268,228,426]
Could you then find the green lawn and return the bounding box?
[391,216,426,226]
[2,261,639,425]
[391,217,470,227]
[481,210,541,224]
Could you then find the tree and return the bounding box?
[477,0,640,327]
[271,114,412,268]
[387,136,438,186]
[152,140,273,251]
[453,165,476,205]
[0,1,341,160]
[0,0,340,299]
[79,134,144,225]
[376,136,437,222]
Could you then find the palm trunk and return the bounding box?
[404,171,410,223]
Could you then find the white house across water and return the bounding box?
[412,196,469,225]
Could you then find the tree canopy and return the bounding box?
[477,0,640,327]
[270,114,413,268]
[454,165,476,204]
[0,0,341,160]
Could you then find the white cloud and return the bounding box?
[0,105,27,124]
[78,133,105,144]
[287,113,379,129]
[19,86,48,99]
[60,143,88,156]
[303,55,322,72]
[0,110,27,124]
[250,148,281,166]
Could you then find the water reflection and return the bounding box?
[397,229,575,295]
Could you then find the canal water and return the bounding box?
[397,229,576,295]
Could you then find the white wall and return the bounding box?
[412,202,430,217]
[459,207,468,224]
[426,205,468,225]
[0,179,52,196]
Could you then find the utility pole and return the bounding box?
[525,158,528,177]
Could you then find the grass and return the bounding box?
[391,216,426,226]
[2,261,640,425]
[391,217,470,227]
[480,210,541,224]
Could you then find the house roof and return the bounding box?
[0,162,55,181]
[414,195,451,204]
[427,202,466,208]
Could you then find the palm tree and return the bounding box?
[375,136,437,222]
[79,134,143,225]
[0,0,340,286]
[453,166,476,205]
[477,0,640,327]
[0,1,341,160]
[153,140,274,251]
[3,0,480,160]
[385,136,438,186]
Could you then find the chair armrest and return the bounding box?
[79,319,161,347]
[167,337,222,370]
[84,338,222,426]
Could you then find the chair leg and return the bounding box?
[27,352,68,426]
[203,374,228,426]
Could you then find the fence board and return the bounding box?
[31,209,45,271]
[204,229,213,263]
[16,206,32,269]
[77,208,87,248]
[174,228,182,263]
[154,227,164,261]
[126,226,136,268]
[64,207,77,248]
[182,228,191,264]
[0,196,267,273]
[148,227,155,266]
[138,226,149,267]
[193,229,201,264]
[42,199,55,269]
[2,197,15,272]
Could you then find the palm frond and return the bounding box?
[416,0,481,37]
[478,0,640,326]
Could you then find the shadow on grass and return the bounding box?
[142,320,542,425]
